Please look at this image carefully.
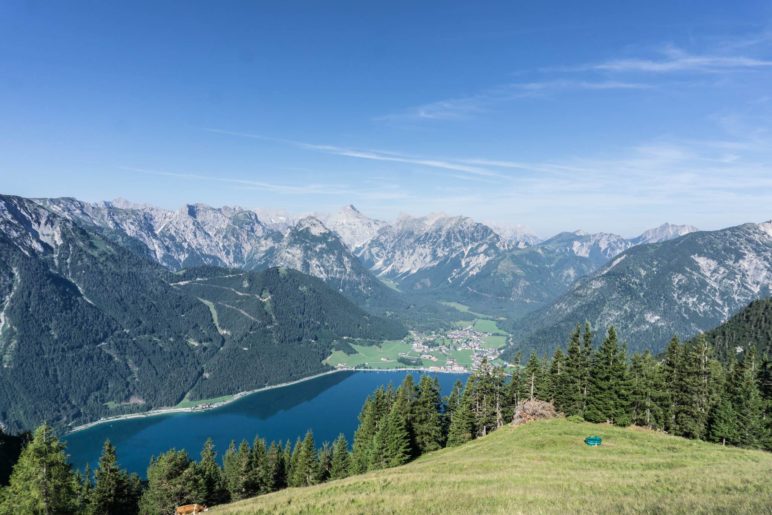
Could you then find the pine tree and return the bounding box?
[561,326,585,416]
[447,387,475,447]
[90,440,142,515]
[329,434,350,480]
[523,352,543,401]
[290,431,319,487]
[265,441,287,492]
[251,437,268,494]
[504,352,522,421]
[0,424,78,515]
[139,449,204,515]
[196,438,228,506]
[350,395,375,475]
[221,440,257,501]
[413,375,444,453]
[317,442,333,483]
[580,322,594,414]
[584,327,628,425]
[547,348,566,410]
[629,352,666,429]
[675,336,718,439]
[445,379,464,431]
[707,393,737,446]
[728,347,765,448]
[370,401,412,469]
[662,336,683,434]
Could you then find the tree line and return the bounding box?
[1,324,769,513]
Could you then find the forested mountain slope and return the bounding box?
[509,222,772,354]
[0,195,404,432]
[699,297,772,361]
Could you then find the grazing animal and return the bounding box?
[175,504,207,515]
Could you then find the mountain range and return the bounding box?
[0,195,405,432]
[1,193,770,430]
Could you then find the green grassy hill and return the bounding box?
[213,419,772,514]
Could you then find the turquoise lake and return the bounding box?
[64,370,467,476]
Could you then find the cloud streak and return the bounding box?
[378,79,651,122]
[588,46,772,73]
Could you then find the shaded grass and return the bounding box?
[213,419,772,515]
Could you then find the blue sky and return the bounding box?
[2,0,772,237]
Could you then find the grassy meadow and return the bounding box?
[213,418,772,514]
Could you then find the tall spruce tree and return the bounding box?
[584,327,628,425]
[290,431,319,487]
[90,440,142,515]
[265,441,287,492]
[447,386,475,447]
[629,352,666,429]
[662,336,683,434]
[561,326,585,416]
[329,434,350,480]
[0,424,78,515]
[139,449,204,515]
[728,347,765,447]
[196,438,228,506]
[413,375,444,453]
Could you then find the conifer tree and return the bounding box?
[288,437,302,486]
[728,348,765,447]
[523,352,543,401]
[0,424,78,515]
[350,394,377,474]
[707,393,737,446]
[547,348,566,410]
[662,336,683,433]
[281,440,292,486]
[561,326,585,416]
[413,375,444,453]
[584,327,628,425]
[329,434,350,480]
[629,352,666,429]
[503,352,522,420]
[140,449,204,515]
[675,336,718,439]
[265,441,286,492]
[290,431,319,487]
[317,443,333,483]
[370,401,412,469]
[251,437,268,494]
[196,438,228,506]
[90,440,142,515]
[580,322,594,413]
[447,388,475,447]
[445,380,464,431]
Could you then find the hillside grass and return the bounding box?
[213,419,772,514]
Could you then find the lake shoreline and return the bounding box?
[66,366,466,435]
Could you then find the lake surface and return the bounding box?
[64,370,467,476]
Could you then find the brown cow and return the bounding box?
[175,504,207,515]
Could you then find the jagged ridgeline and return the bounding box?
[0,195,405,432]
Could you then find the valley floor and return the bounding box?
[212,419,772,514]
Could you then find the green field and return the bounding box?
[213,419,772,514]
[440,301,489,319]
[325,340,419,369]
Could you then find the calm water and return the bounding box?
[64,370,467,476]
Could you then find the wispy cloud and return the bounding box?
[588,45,772,73]
[378,79,650,122]
[203,128,505,178]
